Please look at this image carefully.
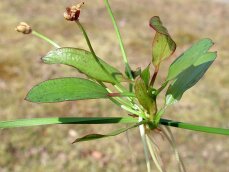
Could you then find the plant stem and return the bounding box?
[139,117,151,172]
[155,81,169,95]
[103,0,133,80]
[76,20,96,57]
[98,81,135,110]
[150,65,159,87]
[76,20,124,85]
[160,118,229,135]
[32,31,60,48]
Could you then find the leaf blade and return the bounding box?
[26,77,109,103]
[166,52,216,105]
[150,16,176,66]
[134,77,157,118]
[42,48,125,84]
[73,121,144,143]
[160,118,229,136]
[0,117,139,128]
[166,38,214,81]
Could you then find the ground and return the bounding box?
[0,0,229,171]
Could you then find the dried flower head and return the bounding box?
[64,2,84,21]
[15,22,32,34]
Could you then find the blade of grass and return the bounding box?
[160,118,229,135]
[73,120,146,143]
[103,0,133,80]
[0,117,139,129]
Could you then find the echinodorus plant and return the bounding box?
[2,1,228,171]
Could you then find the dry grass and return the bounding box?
[0,0,229,171]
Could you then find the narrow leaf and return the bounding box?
[0,117,139,128]
[26,78,109,103]
[73,121,144,143]
[166,52,216,105]
[150,16,176,66]
[167,38,214,81]
[42,48,125,84]
[160,118,229,136]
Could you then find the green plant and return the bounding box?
[2,1,228,171]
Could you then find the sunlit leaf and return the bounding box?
[166,52,216,105]
[134,77,157,118]
[42,48,125,84]
[166,38,214,81]
[0,117,139,128]
[26,77,109,103]
[150,16,176,66]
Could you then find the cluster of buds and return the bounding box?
[64,2,84,21]
[15,22,32,34]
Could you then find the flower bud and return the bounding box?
[15,22,32,34]
[64,2,84,21]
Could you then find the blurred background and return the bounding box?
[0,0,229,171]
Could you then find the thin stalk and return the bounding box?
[146,135,165,172]
[150,65,159,87]
[122,106,146,119]
[76,21,134,108]
[76,20,126,87]
[161,126,186,172]
[160,118,229,135]
[103,0,133,80]
[114,84,134,103]
[76,20,96,58]
[139,117,151,172]
[32,31,60,48]
[98,81,134,110]
[155,81,169,96]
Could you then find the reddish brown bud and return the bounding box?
[64,2,84,21]
[15,22,32,34]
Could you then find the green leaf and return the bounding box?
[72,121,144,143]
[166,52,216,105]
[160,118,229,136]
[0,117,139,128]
[26,77,109,103]
[42,48,125,84]
[1,116,228,136]
[130,67,141,79]
[167,38,214,81]
[134,77,157,118]
[150,16,176,66]
[140,65,150,88]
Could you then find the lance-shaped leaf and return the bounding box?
[42,48,125,84]
[140,65,150,88]
[73,121,144,143]
[150,16,176,66]
[26,77,109,103]
[166,38,214,81]
[166,52,216,105]
[134,77,157,118]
